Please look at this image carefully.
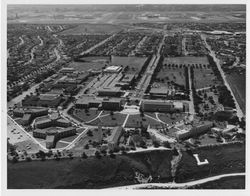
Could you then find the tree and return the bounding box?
[81,152,88,159]
[11,156,18,163]
[153,141,160,148]
[110,153,116,159]
[26,157,32,162]
[163,141,171,148]
[87,130,93,137]
[68,153,74,159]
[95,151,102,159]
[172,147,179,156]
[84,144,89,149]
[101,149,107,155]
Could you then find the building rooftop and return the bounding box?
[34,129,47,134]
[143,99,174,105]
[150,87,169,94]
[107,126,123,143]
[46,135,56,143]
[39,93,60,101]
[22,113,32,121]
[121,73,135,83]
[59,126,76,133]
[36,118,51,125]
[104,66,122,72]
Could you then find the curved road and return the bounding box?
[107,173,245,189]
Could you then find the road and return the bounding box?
[80,33,118,55]
[200,34,244,119]
[107,172,245,189]
[134,34,166,98]
[188,67,195,117]
[182,36,188,56]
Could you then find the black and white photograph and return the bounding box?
[1,0,248,194]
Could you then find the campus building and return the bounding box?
[141,100,184,113]
[59,67,76,74]
[104,66,122,73]
[75,97,101,109]
[22,93,62,108]
[176,121,214,140]
[107,126,124,151]
[13,107,48,126]
[35,114,71,129]
[97,87,123,97]
[101,98,122,111]
[33,126,77,149]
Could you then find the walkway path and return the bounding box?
[107,173,245,189]
[122,114,130,127]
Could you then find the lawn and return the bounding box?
[59,134,78,143]
[86,113,127,127]
[71,108,101,122]
[156,67,186,87]
[111,56,148,74]
[193,68,219,89]
[125,114,163,128]
[55,141,69,149]
[157,113,187,125]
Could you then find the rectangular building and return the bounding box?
[102,98,122,111]
[98,87,123,97]
[177,121,214,140]
[107,126,123,150]
[141,100,184,113]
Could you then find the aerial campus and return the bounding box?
[6,4,246,189]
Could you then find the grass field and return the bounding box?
[8,150,173,189]
[157,113,187,125]
[86,113,127,127]
[72,108,101,122]
[55,141,69,149]
[59,23,124,35]
[175,142,245,183]
[193,68,219,89]
[226,72,246,114]
[125,114,163,128]
[155,66,186,88]
[111,56,148,74]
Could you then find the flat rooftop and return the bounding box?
[104,66,122,72]
[39,93,60,101]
